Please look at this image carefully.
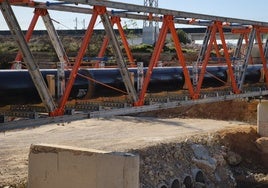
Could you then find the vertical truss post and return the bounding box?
[256,28,268,87]
[100,11,138,102]
[237,27,256,90]
[137,61,144,94]
[135,15,169,106]
[217,22,239,93]
[96,35,109,67]
[52,6,99,116]
[41,9,69,64]
[195,23,218,97]
[0,0,56,112]
[14,8,40,64]
[57,62,65,99]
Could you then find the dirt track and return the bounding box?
[1,100,268,187]
[0,116,248,186]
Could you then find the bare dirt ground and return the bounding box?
[0,117,243,187]
[0,100,267,187]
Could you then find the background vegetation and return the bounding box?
[0,29,192,69]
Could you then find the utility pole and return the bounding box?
[82,19,86,30]
[142,0,159,45]
[74,17,78,30]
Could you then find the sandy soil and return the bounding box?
[0,116,248,186]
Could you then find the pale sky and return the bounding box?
[1,0,268,30]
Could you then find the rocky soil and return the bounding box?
[135,99,268,187]
[135,126,268,188]
[0,100,268,188]
[139,99,259,124]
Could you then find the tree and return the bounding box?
[176,29,191,44]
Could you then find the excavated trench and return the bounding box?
[133,100,268,188]
[131,125,268,188]
[0,100,268,188]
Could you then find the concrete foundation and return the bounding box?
[28,144,139,188]
[257,101,268,137]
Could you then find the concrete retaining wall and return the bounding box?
[257,101,268,137]
[28,144,139,188]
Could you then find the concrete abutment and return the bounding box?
[257,100,268,137]
[28,144,139,188]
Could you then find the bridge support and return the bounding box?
[28,144,139,188]
[257,100,268,137]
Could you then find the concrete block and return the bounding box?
[28,144,139,188]
[257,101,268,137]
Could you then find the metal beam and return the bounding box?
[0,0,57,112]
[89,89,268,118]
[14,8,40,63]
[29,0,268,28]
[100,12,138,102]
[42,9,69,63]
[55,0,268,27]
[237,28,256,90]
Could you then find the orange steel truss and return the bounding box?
[135,15,194,105]
[5,0,268,116]
[255,27,268,88]
[12,5,136,116]
[50,6,105,116]
[135,20,243,106]
[193,22,259,96]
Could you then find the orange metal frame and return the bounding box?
[9,3,268,116]
[96,16,135,68]
[194,22,240,95]
[135,20,243,106]
[255,27,268,87]
[15,5,135,115]
[217,22,239,93]
[135,15,194,106]
[50,6,109,116]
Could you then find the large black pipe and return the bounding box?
[87,67,185,97]
[189,66,228,87]
[0,69,91,105]
[0,65,263,106]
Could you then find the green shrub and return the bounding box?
[131,44,153,53]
